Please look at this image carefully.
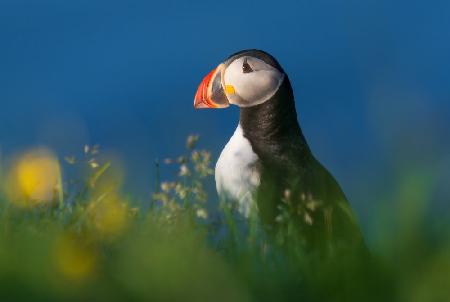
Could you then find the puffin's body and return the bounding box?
[195,50,365,252]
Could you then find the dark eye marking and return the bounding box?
[242,58,253,73]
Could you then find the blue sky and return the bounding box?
[1,0,449,232]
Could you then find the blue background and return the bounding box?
[1,0,449,234]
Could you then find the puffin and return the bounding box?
[194,49,366,253]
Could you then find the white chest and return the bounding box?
[215,125,260,216]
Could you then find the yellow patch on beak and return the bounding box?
[225,85,235,95]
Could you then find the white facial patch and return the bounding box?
[223,56,284,107]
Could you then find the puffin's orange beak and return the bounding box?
[194,64,229,109]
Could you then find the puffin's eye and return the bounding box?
[242,58,253,73]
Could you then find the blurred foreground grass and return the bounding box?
[0,137,449,302]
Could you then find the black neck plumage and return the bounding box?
[239,78,311,171]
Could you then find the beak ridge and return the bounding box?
[194,68,216,109]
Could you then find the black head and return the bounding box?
[225,49,286,74]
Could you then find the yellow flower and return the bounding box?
[5,148,62,207]
[54,234,96,282]
[89,194,129,237]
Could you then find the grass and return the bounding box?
[0,136,449,301]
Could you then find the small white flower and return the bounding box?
[186,135,199,149]
[64,156,76,165]
[275,215,284,223]
[196,208,208,220]
[89,161,99,169]
[179,164,190,176]
[160,182,171,192]
[283,189,291,201]
[304,212,313,225]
